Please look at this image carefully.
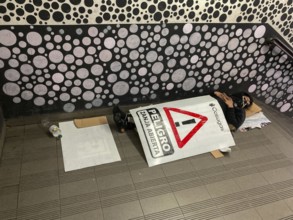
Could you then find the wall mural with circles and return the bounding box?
[0,24,292,118]
[0,0,292,118]
[0,0,292,45]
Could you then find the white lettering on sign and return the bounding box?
[137,108,174,158]
[209,103,224,131]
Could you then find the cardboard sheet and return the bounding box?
[130,95,235,167]
[74,116,108,128]
[59,121,120,172]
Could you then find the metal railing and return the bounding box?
[266,38,293,60]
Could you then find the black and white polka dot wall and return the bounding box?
[0,24,292,117]
[0,0,292,45]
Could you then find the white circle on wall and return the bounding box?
[119,70,129,79]
[165,46,174,56]
[222,62,232,72]
[34,97,45,106]
[0,30,17,46]
[152,62,164,74]
[107,73,118,83]
[88,27,98,37]
[49,50,63,63]
[182,78,196,91]
[254,25,266,38]
[33,56,48,69]
[71,87,82,96]
[171,69,186,83]
[99,50,112,62]
[104,37,116,49]
[4,69,20,81]
[21,90,33,100]
[168,59,176,68]
[248,84,257,93]
[73,46,86,58]
[20,64,34,75]
[83,79,95,90]
[33,84,47,96]
[170,34,180,45]
[3,82,20,96]
[190,55,199,64]
[266,68,275,77]
[126,35,140,49]
[113,81,129,96]
[183,24,193,34]
[0,47,11,59]
[243,29,252,38]
[189,33,201,45]
[228,38,239,50]
[76,68,89,79]
[129,50,139,60]
[146,51,158,62]
[206,57,215,66]
[26,32,42,46]
[110,61,122,72]
[63,103,75,112]
[91,64,103,76]
[217,34,229,47]
[82,91,95,101]
[280,103,291,112]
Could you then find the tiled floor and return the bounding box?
[0,103,293,220]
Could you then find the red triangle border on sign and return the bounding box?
[163,107,208,149]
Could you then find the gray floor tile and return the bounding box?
[131,166,165,183]
[261,167,293,184]
[255,200,293,220]
[0,193,18,211]
[206,179,242,198]
[139,193,179,215]
[96,171,133,191]
[242,145,273,159]
[190,153,224,170]
[0,164,21,180]
[162,159,195,176]
[234,173,269,190]
[5,126,24,137]
[20,158,58,176]
[220,150,250,165]
[102,201,143,220]
[223,208,262,220]
[61,209,103,220]
[174,185,211,206]
[60,178,98,198]
[285,197,293,212]
[18,185,60,207]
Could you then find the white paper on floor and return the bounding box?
[59,121,120,172]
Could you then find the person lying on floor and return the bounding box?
[113,91,253,152]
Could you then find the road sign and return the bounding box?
[130,95,235,167]
[163,107,208,148]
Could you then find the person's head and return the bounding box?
[242,94,253,109]
[231,92,253,109]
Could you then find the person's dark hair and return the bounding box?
[230,92,254,109]
[242,92,253,108]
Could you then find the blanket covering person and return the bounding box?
[113,91,253,133]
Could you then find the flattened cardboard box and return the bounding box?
[74,116,108,128]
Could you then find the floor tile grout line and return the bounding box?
[118,131,150,220]
[55,138,62,220]
[15,125,26,219]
